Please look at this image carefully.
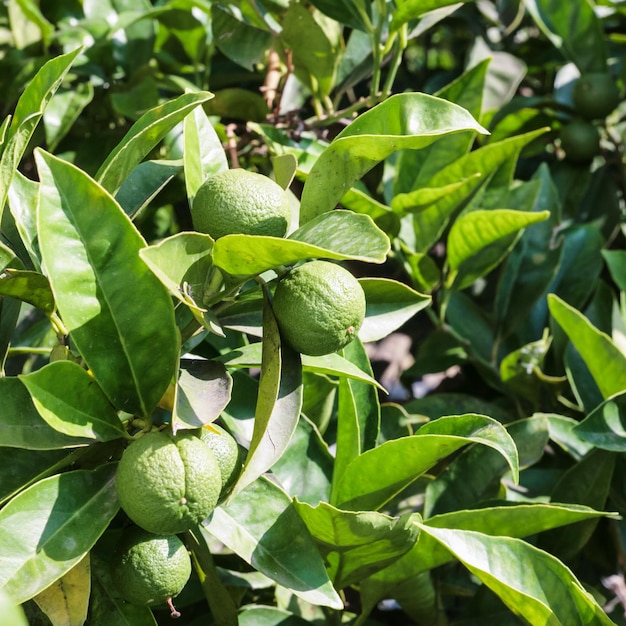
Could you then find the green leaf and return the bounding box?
[448,208,550,273]
[203,477,342,609]
[574,392,626,451]
[171,359,233,433]
[115,160,182,219]
[603,250,626,293]
[232,296,303,496]
[139,232,214,308]
[294,500,420,589]
[0,466,119,604]
[0,269,54,314]
[299,93,487,224]
[308,0,371,32]
[280,3,342,99]
[270,414,333,506]
[417,525,614,625]
[334,414,518,511]
[217,342,385,390]
[183,102,228,206]
[424,415,548,518]
[412,129,548,252]
[359,278,431,343]
[36,150,179,417]
[548,294,626,399]
[96,91,213,195]
[212,210,390,277]
[0,377,91,450]
[0,46,82,221]
[8,171,41,271]
[43,83,94,152]
[331,340,380,503]
[391,0,478,30]
[19,361,126,442]
[523,0,608,73]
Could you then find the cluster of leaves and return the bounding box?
[0,0,625,625]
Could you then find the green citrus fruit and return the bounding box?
[115,430,222,535]
[272,260,366,357]
[191,169,291,240]
[198,423,243,494]
[112,528,191,609]
[572,72,620,120]
[560,120,600,163]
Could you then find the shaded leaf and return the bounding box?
[391,0,476,30]
[0,269,54,314]
[574,393,626,451]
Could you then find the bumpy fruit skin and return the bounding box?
[560,120,600,164]
[572,73,620,120]
[272,260,366,357]
[112,528,191,607]
[198,423,243,494]
[191,169,291,240]
[115,430,222,534]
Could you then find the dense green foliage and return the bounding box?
[0,1,624,625]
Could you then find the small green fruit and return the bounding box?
[559,120,600,164]
[112,528,191,615]
[572,72,620,120]
[198,423,243,495]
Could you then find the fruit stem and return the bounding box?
[166,597,181,619]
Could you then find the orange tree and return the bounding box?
[0,1,624,625]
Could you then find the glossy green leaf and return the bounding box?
[0,588,28,626]
[523,0,608,73]
[0,466,119,604]
[183,102,228,206]
[359,278,431,343]
[280,3,342,99]
[217,341,384,390]
[299,93,487,224]
[412,129,548,252]
[232,297,303,496]
[172,358,233,433]
[391,176,481,214]
[272,154,298,191]
[115,160,182,218]
[448,208,550,273]
[0,377,91,449]
[0,46,82,221]
[19,361,126,441]
[96,91,213,195]
[424,415,548,518]
[391,0,477,30]
[0,269,54,314]
[203,477,343,609]
[7,171,41,271]
[212,210,390,277]
[334,414,518,511]
[418,525,614,625]
[294,500,420,589]
[238,606,309,626]
[574,393,626,451]
[36,150,179,417]
[139,232,214,307]
[544,414,594,460]
[548,294,626,399]
[331,339,380,503]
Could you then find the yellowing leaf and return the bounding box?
[33,554,90,626]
